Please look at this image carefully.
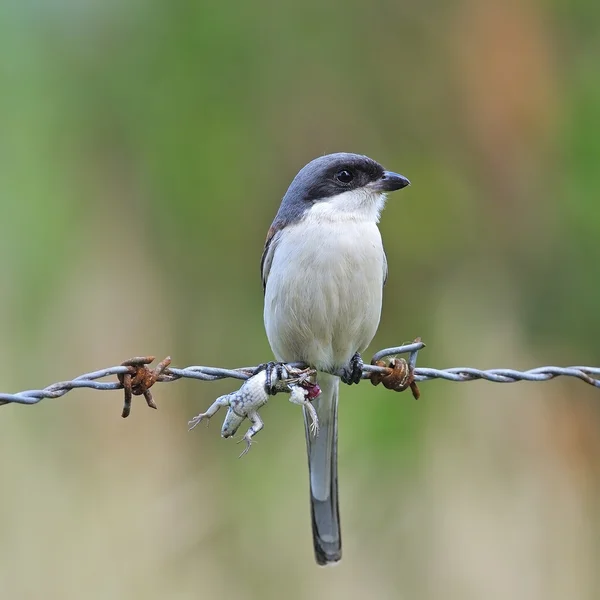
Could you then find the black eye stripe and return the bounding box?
[299,157,385,202]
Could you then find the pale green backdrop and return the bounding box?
[1,0,600,598]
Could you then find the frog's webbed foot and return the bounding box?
[188,395,230,430]
[288,385,320,438]
[236,410,264,457]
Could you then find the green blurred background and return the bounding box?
[2,0,600,597]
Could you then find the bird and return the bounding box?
[261,153,410,565]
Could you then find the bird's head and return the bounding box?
[276,153,410,225]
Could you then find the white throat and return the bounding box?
[305,188,387,224]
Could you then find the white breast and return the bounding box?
[264,212,386,371]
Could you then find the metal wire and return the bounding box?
[1,341,599,408]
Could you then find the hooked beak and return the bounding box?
[372,171,411,192]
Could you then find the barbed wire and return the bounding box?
[1,340,599,415]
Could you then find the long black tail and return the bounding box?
[303,373,341,565]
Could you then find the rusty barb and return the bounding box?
[369,337,422,399]
[1,339,600,413]
[118,356,172,418]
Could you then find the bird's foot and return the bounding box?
[252,361,287,395]
[341,352,364,385]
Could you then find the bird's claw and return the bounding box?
[253,361,287,395]
[341,352,364,385]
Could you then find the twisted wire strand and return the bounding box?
[1,342,599,408]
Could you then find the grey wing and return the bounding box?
[260,226,282,292]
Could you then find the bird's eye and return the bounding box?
[335,170,354,184]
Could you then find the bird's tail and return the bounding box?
[303,372,341,566]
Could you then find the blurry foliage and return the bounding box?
[1,0,600,598]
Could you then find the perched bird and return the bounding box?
[261,153,410,565]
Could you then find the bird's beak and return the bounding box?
[372,171,411,192]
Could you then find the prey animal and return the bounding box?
[188,367,320,457]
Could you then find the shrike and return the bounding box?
[261,153,410,565]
